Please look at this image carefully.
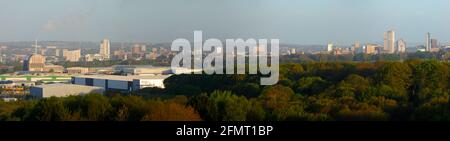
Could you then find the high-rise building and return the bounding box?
[40,48,47,56]
[431,39,438,49]
[426,32,431,52]
[354,41,361,49]
[100,39,111,60]
[55,48,61,57]
[113,49,128,61]
[384,30,395,54]
[45,46,57,56]
[327,43,333,52]
[141,45,147,52]
[365,44,378,54]
[396,39,406,53]
[132,44,142,55]
[62,49,69,56]
[63,49,81,62]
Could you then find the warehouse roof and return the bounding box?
[113,65,170,69]
[72,75,172,81]
[33,83,104,89]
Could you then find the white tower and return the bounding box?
[426,32,431,52]
[100,39,111,59]
[327,43,333,52]
[384,30,395,54]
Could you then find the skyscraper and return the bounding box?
[431,39,438,49]
[327,43,333,52]
[354,41,361,49]
[141,45,147,52]
[426,32,431,52]
[100,39,111,59]
[384,30,395,54]
[55,48,60,57]
[396,39,406,53]
[132,44,142,55]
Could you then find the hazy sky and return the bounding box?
[0,0,449,45]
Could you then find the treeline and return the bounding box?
[0,95,200,121]
[164,59,449,121]
[0,59,449,121]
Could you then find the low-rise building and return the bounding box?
[365,44,379,54]
[30,84,105,99]
[1,98,18,102]
[66,67,90,74]
[113,65,170,75]
[71,75,171,92]
[43,64,65,73]
[63,49,81,62]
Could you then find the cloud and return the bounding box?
[42,20,58,32]
[41,9,93,33]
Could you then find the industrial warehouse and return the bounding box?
[71,75,171,92]
[30,84,105,99]
[4,65,192,100]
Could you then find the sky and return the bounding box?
[0,0,449,45]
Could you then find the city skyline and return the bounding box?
[0,0,450,45]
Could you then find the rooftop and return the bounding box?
[73,74,172,81]
[33,83,104,89]
[112,65,168,69]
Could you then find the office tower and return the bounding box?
[132,44,142,55]
[63,49,81,62]
[55,49,60,57]
[354,41,361,49]
[431,39,438,49]
[384,30,395,54]
[327,43,333,52]
[113,48,129,61]
[62,49,68,56]
[426,32,431,51]
[396,39,406,53]
[40,48,47,55]
[46,46,57,56]
[141,45,147,52]
[62,49,69,57]
[100,39,111,59]
[365,44,378,54]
